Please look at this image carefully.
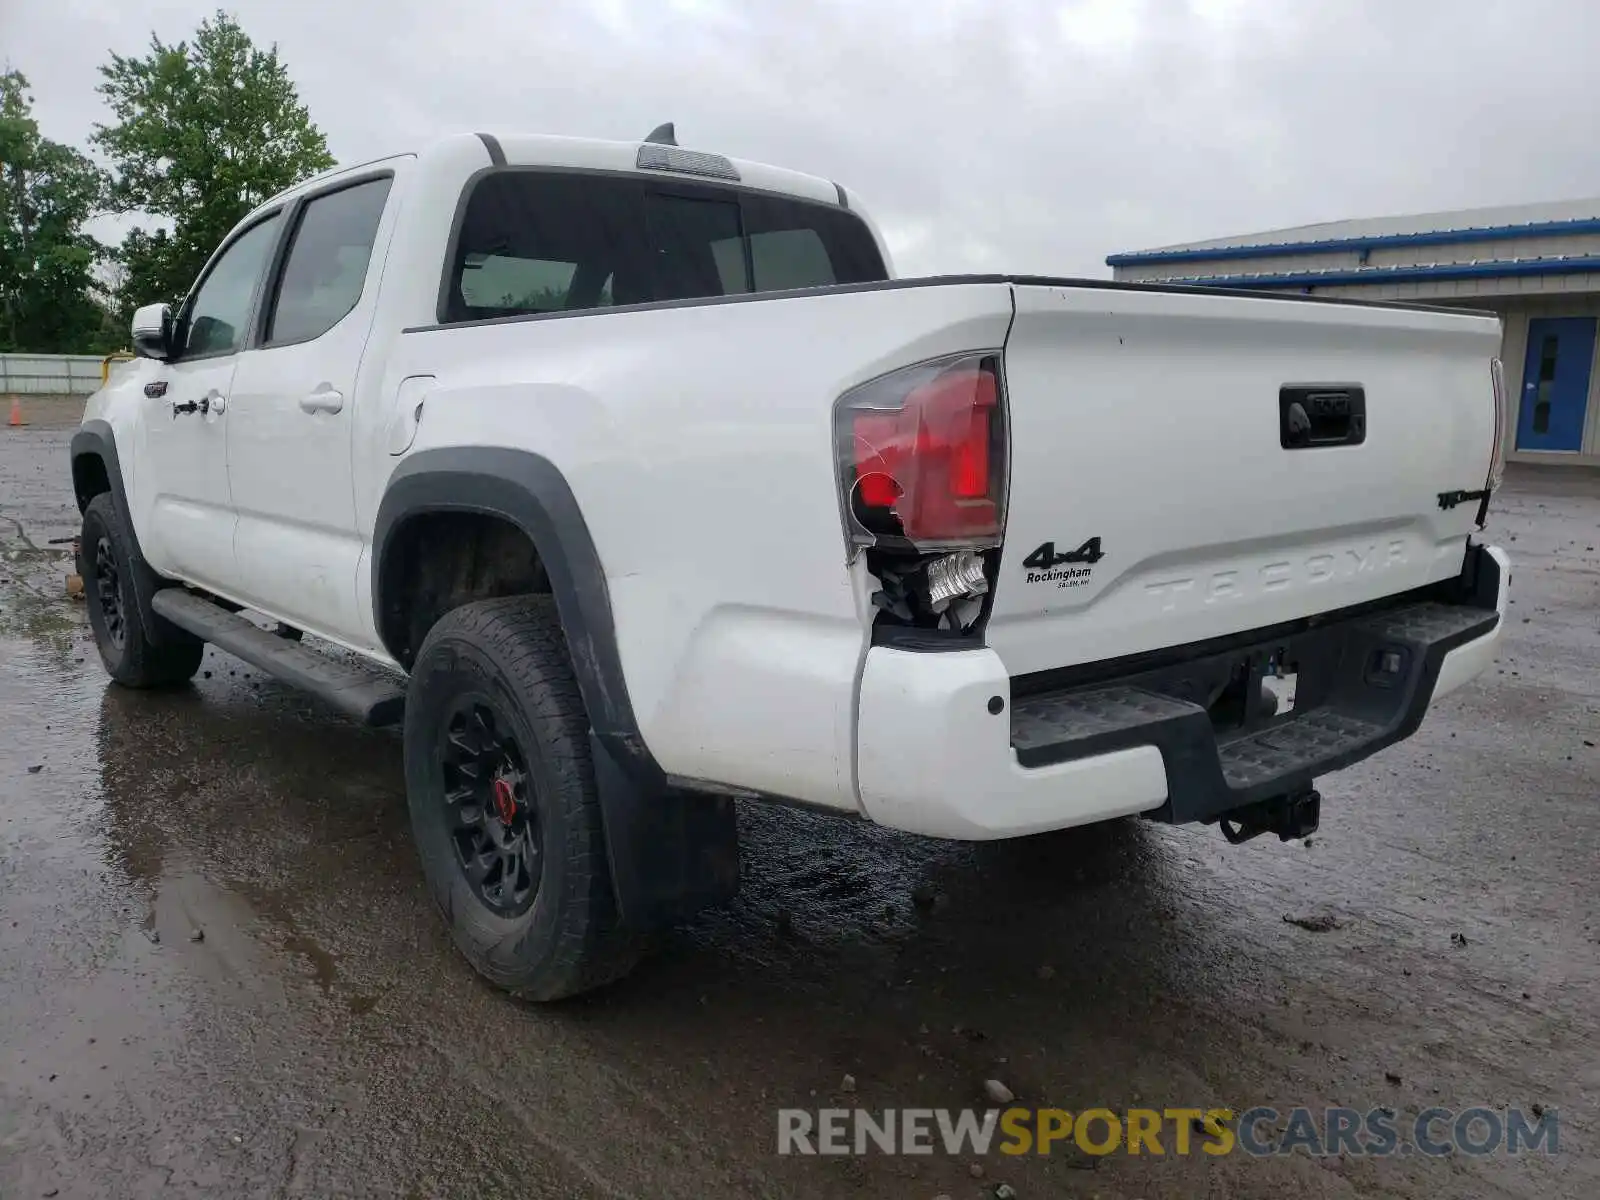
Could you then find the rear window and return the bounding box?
[441,170,886,323]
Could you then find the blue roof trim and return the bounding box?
[1151,257,1600,289]
[1106,216,1600,267]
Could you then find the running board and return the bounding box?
[151,589,406,726]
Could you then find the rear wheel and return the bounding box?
[80,494,205,688]
[403,595,639,1001]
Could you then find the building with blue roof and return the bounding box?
[1108,199,1600,467]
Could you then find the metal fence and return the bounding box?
[0,353,134,396]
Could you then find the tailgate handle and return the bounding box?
[1280,385,1366,449]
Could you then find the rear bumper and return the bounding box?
[855,544,1507,841]
[1429,549,1510,700]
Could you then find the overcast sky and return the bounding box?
[4,0,1598,276]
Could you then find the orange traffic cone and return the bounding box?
[7,396,25,427]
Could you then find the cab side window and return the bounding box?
[266,177,393,345]
[179,212,283,358]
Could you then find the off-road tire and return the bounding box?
[80,494,205,688]
[403,595,639,1002]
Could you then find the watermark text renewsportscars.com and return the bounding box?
[777,1105,1559,1158]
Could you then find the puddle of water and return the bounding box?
[0,633,373,1019]
[281,932,340,996]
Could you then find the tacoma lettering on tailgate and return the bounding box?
[1143,540,1410,612]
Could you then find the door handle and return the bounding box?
[300,386,344,415]
[172,389,226,417]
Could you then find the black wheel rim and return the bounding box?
[92,536,127,650]
[440,697,541,917]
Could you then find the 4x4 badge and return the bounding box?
[1023,538,1105,569]
[1022,538,1104,589]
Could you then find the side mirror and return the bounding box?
[130,303,174,360]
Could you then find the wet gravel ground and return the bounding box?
[2,396,1597,1199]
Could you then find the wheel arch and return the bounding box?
[373,447,654,781]
[378,447,740,930]
[69,420,177,646]
[69,420,126,517]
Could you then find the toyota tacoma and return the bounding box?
[69,125,1510,999]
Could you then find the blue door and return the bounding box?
[1517,317,1596,452]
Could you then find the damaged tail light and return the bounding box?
[836,351,1008,553]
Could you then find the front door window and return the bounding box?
[178,213,283,358]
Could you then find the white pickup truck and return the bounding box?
[70,126,1510,1000]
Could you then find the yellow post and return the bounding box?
[101,352,135,384]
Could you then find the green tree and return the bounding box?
[0,70,115,353]
[92,9,335,314]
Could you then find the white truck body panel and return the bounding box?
[80,128,1509,840]
[991,283,1503,674]
[389,282,1015,808]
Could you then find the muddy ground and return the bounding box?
[1,395,1596,1199]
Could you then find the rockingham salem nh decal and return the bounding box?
[1022,538,1105,588]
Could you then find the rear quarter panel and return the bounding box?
[387,282,1015,809]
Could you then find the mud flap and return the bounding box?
[590,734,741,930]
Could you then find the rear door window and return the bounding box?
[441,171,887,324]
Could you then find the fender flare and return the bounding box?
[68,420,176,645]
[69,419,129,518]
[372,446,655,784]
[373,448,740,929]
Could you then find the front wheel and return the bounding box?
[403,595,639,1002]
[80,494,205,688]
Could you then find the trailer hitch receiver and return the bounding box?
[1218,788,1321,845]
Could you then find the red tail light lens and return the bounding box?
[837,352,1007,551]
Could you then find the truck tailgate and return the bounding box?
[987,282,1503,676]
